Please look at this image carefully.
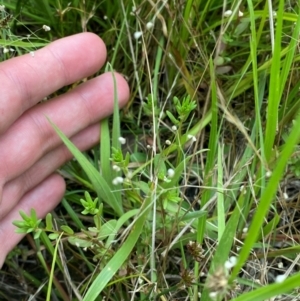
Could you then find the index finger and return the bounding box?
[0,32,107,133]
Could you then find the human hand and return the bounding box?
[0,33,129,268]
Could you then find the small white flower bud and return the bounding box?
[165,140,171,145]
[42,25,51,31]
[133,31,143,40]
[229,256,237,266]
[126,171,133,179]
[112,165,121,172]
[167,168,175,178]
[187,134,197,142]
[238,10,244,17]
[118,137,126,145]
[209,292,218,300]
[224,10,233,17]
[224,261,232,270]
[224,256,237,270]
[275,274,286,283]
[138,278,144,284]
[171,125,177,131]
[146,22,154,29]
[112,176,124,185]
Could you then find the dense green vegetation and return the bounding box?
[1,0,300,300]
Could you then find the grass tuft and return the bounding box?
[2,0,300,300]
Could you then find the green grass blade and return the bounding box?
[231,272,300,301]
[48,118,123,216]
[105,209,139,247]
[279,10,300,99]
[264,0,284,161]
[217,146,225,240]
[46,233,63,301]
[248,0,264,153]
[82,198,152,301]
[201,57,218,205]
[0,38,47,48]
[61,197,85,230]
[231,111,300,280]
[201,190,245,300]
[100,117,112,183]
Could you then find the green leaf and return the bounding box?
[105,209,139,248]
[12,220,26,228]
[60,225,74,235]
[19,210,31,222]
[14,227,28,234]
[30,208,38,221]
[45,213,53,231]
[166,110,179,125]
[98,220,117,240]
[68,237,93,248]
[33,229,42,240]
[130,152,147,163]
[180,210,207,222]
[134,181,150,195]
[48,233,59,240]
[154,154,166,180]
[94,212,102,230]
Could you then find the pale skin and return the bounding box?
[0,33,130,268]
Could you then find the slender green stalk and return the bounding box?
[264,0,284,161]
